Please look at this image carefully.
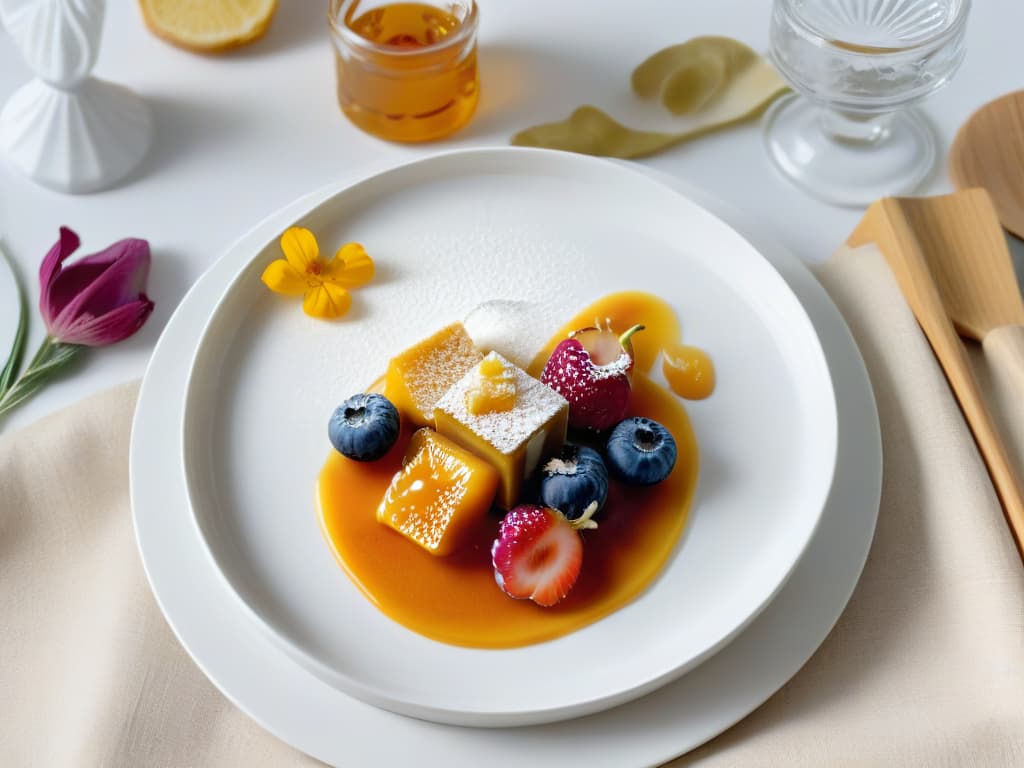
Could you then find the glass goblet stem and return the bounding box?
[818,109,893,144]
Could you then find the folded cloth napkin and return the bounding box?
[2,246,1022,766]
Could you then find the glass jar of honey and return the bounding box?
[328,0,480,142]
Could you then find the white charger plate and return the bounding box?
[177,149,837,726]
[130,152,881,766]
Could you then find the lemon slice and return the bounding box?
[139,0,278,53]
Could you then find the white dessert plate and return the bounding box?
[177,149,837,727]
[131,153,881,766]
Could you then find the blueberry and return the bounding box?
[537,444,609,520]
[328,393,400,462]
[606,417,677,486]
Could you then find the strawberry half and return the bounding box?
[491,504,595,607]
[541,322,644,432]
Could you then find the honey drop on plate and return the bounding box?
[663,343,716,400]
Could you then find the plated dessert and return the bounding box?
[169,148,842,732]
[317,290,714,648]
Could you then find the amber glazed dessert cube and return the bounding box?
[384,323,483,427]
[434,353,569,509]
[464,351,517,415]
[376,428,499,556]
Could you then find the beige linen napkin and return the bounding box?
[0,382,319,767]
[673,245,1024,766]
[2,246,1023,766]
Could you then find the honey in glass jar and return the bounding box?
[329,0,480,142]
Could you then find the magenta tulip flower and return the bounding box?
[0,227,155,421]
[40,226,154,345]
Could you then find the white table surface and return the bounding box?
[0,0,1021,433]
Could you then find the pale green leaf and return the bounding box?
[511,36,789,159]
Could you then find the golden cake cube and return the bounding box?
[376,428,499,556]
[384,323,483,427]
[434,353,569,509]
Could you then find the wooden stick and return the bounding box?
[849,198,1024,564]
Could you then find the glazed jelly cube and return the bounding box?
[384,323,483,427]
[376,428,499,556]
[464,351,517,415]
[434,352,569,509]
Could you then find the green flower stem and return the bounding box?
[0,244,27,399]
[0,337,83,420]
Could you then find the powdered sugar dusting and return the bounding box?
[392,324,482,417]
[435,352,568,455]
[463,300,560,370]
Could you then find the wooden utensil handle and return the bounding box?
[983,325,1024,476]
[850,199,1024,563]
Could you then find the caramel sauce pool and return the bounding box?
[318,292,707,648]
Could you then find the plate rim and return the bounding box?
[174,147,839,726]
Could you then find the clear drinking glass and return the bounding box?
[764,0,970,206]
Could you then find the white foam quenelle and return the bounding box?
[0,0,152,193]
[463,299,559,370]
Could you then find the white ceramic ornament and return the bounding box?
[0,0,153,193]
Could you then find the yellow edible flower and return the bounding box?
[261,227,374,319]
